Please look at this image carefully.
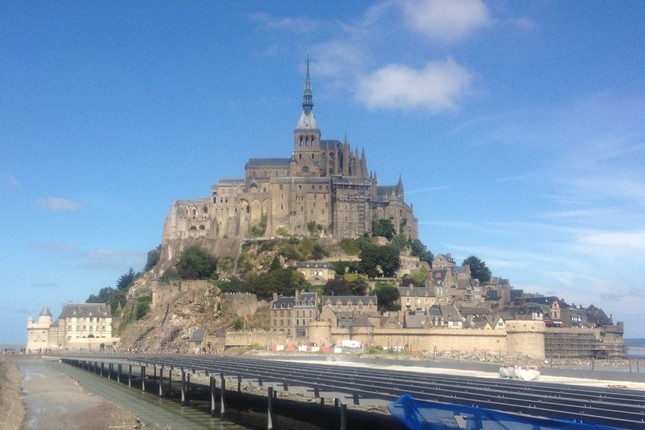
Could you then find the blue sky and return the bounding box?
[2,1,644,344]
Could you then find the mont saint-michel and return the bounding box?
[160,60,416,264]
[27,64,625,362]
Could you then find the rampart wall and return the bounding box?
[226,321,547,360]
[222,293,258,318]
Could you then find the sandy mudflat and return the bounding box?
[0,357,27,430]
[17,358,142,430]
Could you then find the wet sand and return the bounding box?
[17,358,140,430]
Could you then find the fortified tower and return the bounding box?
[26,306,52,353]
[292,58,322,178]
[505,320,546,360]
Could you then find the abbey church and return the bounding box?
[162,61,417,259]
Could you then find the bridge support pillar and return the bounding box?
[220,373,226,418]
[158,368,164,397]
[168,369,172,396]
[267,386,275,430]
[141,366,146,392]
[101,362,104,377]
[340,404,347,430]
[181,370,187,406]
[237,375,242,392]
[108,363,113,380]
[128,365,132,388]
[117,364,121,383]
[209,376,216,417]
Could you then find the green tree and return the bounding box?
[323,279,352,296]
[372,219,395,240]
[216,277,250,293]
[462,255,491,283]
[359,245,401,278]
[176,246,217,280]
[250,214,268,237]
[410,239,434,265]
[310,242,328,260]
[117,268,136,291]
[250,268,309,300]
[373,282,400,312]
[160,267,181,281]
[391,234,409,251]
[144,245,161,271]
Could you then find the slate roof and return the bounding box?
[430,269,447,285]
[272,292,318,309]
[459,307,492,316]
[295,292,318,307]
[321,295,377,306]
[377,185,397,197]
[335,312,373,328]
[398,286,434,297]
[320,139,342,150]
[585,305,613,326]
[272,296,295,309]
[190,329,206,342]
[404,312,427,328]
[40,306,52,317]
[246,158,291,167]
[59,303,111,319]
[297,261,334,269]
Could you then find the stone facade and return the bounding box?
[270,290,319,339]
[297,261,336,285]
[161,61,417,261]
[26,303,118,352]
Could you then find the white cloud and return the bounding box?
[30,242,78,253]
[358,58,472,111]
[504,17,538,32]
[79,249,145,271]
[7,173,20,188]
[406,185,450,194]
[250,12,318,33]
[35,197,83,211]
[400,0,491,43]
[577,229,645,254]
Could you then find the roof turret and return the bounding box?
[40,306,52,317]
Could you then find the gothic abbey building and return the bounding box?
[162,63,417,261]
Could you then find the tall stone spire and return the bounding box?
[302,56,313,115]
[295,56,317,130]
[396,174,404,197]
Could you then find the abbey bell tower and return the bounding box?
[292,57,322,177]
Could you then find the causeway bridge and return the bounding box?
[58,354,645,429]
